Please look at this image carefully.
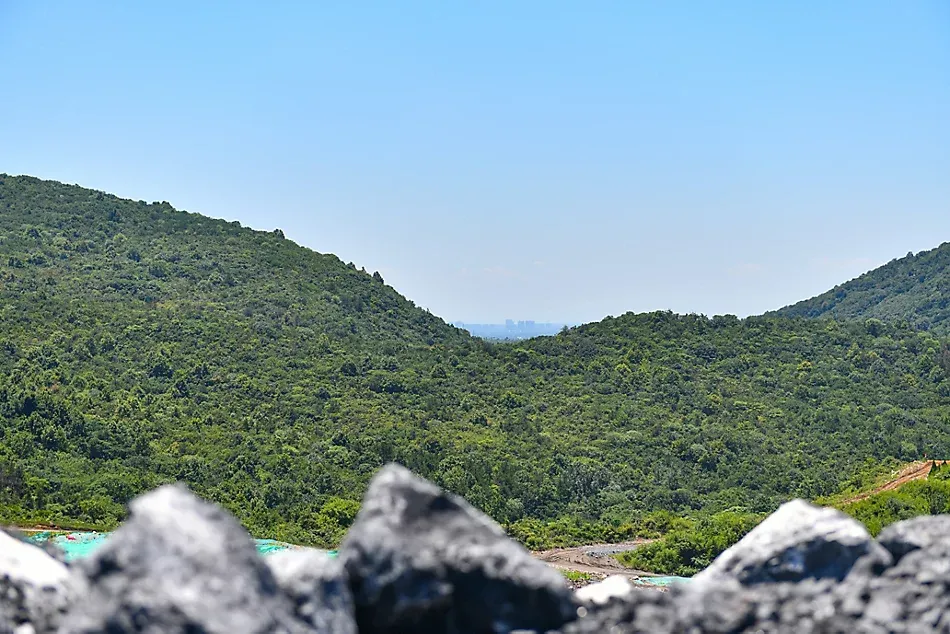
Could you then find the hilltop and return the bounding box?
[773,242,950,333]
[1,175,949,549]
[0,174,490,542]
[0,174,463,347]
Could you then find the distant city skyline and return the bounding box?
[1,2,948,323]
[452,319,578,327]
[452,320,575,340]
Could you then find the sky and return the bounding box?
[1,2,948,324]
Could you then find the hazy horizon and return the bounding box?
[2,1,947,323]
[6,169,938,326]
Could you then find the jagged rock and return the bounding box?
[877,515,950,562]
[266,550,357,633]
[563,506,934,633]
[835,544,950,632]
[564,577,859,634]
[0,530,72,633]
[561,582,670,634]
[61,484,311,634]
[575,575,634,606]
[3,528,68,565]
[338,463,577,634]
[693,499,886,585]
[18,465,950,633]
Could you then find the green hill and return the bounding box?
[1,174,950,549]
[492,312,950,515]
[772,242,950,333]
[0,174,499,541]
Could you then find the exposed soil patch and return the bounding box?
[535,540,656,580]
[841,460,948,505]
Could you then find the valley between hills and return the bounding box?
[2,174,950,575]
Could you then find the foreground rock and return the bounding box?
[877,515,950,561]
[62,484,314,634]
[574,575,635,607]
[693,499,886,586]
[562,505,947,633]
[0,529,72,633]
[338,464,577,634]
[267,550,357,633]
[11,468,950,632]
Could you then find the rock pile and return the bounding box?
[4,464,950,632]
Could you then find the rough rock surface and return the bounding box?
[574,575,634,607]
[0,529,72,633]
[267,550,357,633]
[561,501,950,633]
[7,469,950,632]
[878,515,950,561]
[693,499,886,585]
[338,464,577,634]
[61,484,312,634]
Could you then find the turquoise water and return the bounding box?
[633,575,688,587]
[26,532,683,588]
[25,531,336,563]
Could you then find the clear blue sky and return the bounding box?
[2,1,948,323]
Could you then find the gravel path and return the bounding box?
[534,540,656,580]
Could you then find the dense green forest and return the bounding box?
[1,175,949,549]
[774,242,950,334]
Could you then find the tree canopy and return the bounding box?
[773,243,950,334]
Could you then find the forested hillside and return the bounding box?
[0,174,495,542]
[2,175,950,548]
[491,314,950,516]
[773,242,950,333]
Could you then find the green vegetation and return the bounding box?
[560,570,595,583]
[773,242,950,334]
[839,479,950,537]
[506,510,685,550]
[617,512,761,576]
[814,457,907,507]
[622,463,950,576]
[1,175,950,550]
[0,174,477,543]
[839,462,950,536]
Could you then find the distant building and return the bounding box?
[455,320,577,341]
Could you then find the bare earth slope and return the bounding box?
[837,460,949,505]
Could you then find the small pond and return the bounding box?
[25,531,688,588]
[632,575,688,588]
[25,531,336,563]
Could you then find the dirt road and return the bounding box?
[841,460,947,505]
[534,540,657,580]
[536,459,950,586]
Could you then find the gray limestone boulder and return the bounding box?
[574,575,635,608]
[338,463,578,634]
[61,484,312,634]
[0,530,73,633]
[12,465,950,633]
[266,549,357,633]
[877,515,950,562]
[832,544,950,632]
[563,577,862,634]
[693,499,887,586]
